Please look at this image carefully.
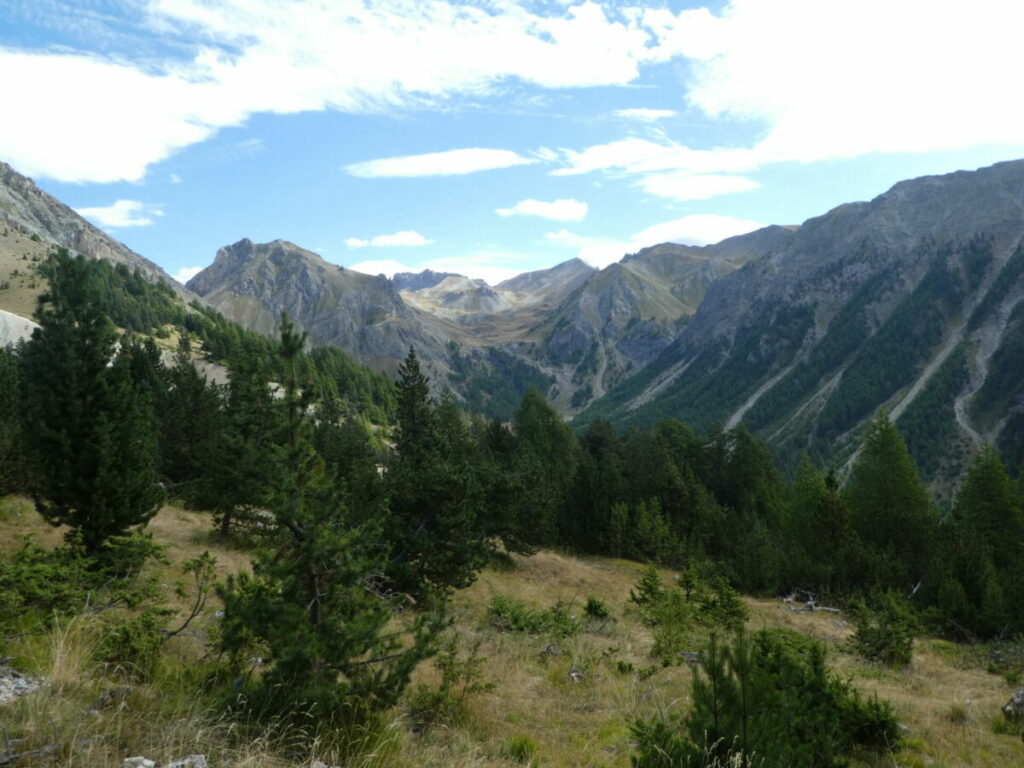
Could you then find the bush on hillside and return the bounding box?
[849,591,917,667]
[632,629,902,768]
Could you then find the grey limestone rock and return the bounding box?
[1003,689,1024,722]
[165,755,208,768]
[0,666,45,705]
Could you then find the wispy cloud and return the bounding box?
[638,173,759,201]
[421,252,535,286]
[613,108,677,122]
[346,148,534,179]
[496,198,588,222]
[348,259,414,277]
[632,214,763,247]
[548,214,764,268]
[75,199,164,228]
[551,136,762,201]
[344,231,432,248]
[173,265,203,283]
[557,0,1024,190]
[4,0,1021,187]
[0,0,676,183]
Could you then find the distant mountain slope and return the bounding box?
[188,238,454,376]
[531,231,793,409]
[0,162,395,423]
[402,258,596,344]
[391,269,461,292]
[0,162,196,303]
[579,159,1024,483]
[187,236,760,415]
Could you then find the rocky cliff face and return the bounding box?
[187,238,454,376]
[0,162,195,302]
[580,159,1024,483]
[186,236,757,414]
[531,231,793,408]
[391,269,460,292]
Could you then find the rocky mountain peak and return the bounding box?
[0,161,195,300]
[392,269,461,292]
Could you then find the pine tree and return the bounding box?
[565,420,625,552]
[394,347,434,466]
[386,348,489,600]
[0,346,22,495]
[198,342,278,538]
[944,445,1024,635]
[513,388,578,546]
[159,335,224,490]
[20,250,163,553]
[843,412,936,590]
[954,445,1023,571]
[218,317,441,723]
[313,392,385,523]
[477,417,536,553]
[784,458,857,593]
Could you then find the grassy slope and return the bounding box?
[0,228,50,318]
[2,499,1023,767]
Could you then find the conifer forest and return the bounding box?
[1,249,1023,767]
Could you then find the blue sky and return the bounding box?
[2,0,1023,285]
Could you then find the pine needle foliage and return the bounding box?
[20,249,163,553]
[633,629,902,768]
[217,319,442,726]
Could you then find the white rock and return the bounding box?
[0,309,38,347]
[0,668,45,705]
[122,758,156,768]
[165,756,208,768]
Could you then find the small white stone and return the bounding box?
[122,758,156,768]
[166,755,208,768]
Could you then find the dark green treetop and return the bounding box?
[20,249,163,553]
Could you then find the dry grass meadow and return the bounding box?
[1,497,1023,767]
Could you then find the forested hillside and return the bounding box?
[2,249,1024,767]
[578,161,1024,487]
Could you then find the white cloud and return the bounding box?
[613,108,677,122]
[632,214,762,247]
[173,265,203,283]
[169,173,183,183]
[344,231,432,248]
[0,49,217,183]
[496,198,588,222]
[638,173,759,201]
[554,137,759,177]
[546,229,596,248]
[548,214,763,268]
[639,0,1023,171]
[75,199,164,228]
[346,148,534,179]
[545,0,1024,197]
[0,0,677,183]
[7,0,1021,185]
[348,259,414,277]
[422,253,530,286]
[661,0,1024,162]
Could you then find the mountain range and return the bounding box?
[2,158,1022,483]
[184,228,782,416]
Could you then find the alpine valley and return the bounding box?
[3,158,1024,485]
